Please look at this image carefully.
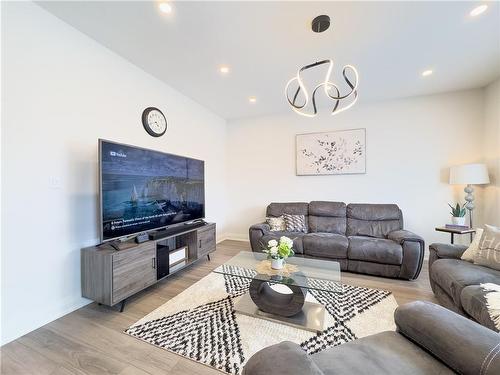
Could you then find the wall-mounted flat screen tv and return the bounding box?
[99,140,205,242]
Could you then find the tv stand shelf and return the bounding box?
[81,222,216,311]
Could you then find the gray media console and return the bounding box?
[81,223,216,311]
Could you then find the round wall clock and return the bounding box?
[142,107,167,137]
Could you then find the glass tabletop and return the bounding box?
[213,252,342,293]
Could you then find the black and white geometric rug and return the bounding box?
[125,265,397,374]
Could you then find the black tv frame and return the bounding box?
[98,139,205,243]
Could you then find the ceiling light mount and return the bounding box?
[311,15,330,33]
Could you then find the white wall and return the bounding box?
[1,2,227,345]
[226,90,486,247]
[481,79,500,227]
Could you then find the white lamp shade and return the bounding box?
[449,163,490,185]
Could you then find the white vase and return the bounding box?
[271,258,284,270]
[451,216,466,226]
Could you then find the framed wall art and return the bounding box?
[296,128,366,176]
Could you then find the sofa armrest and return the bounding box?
[388,230,425,280]
[388,229,424,244]
[249,223,270,252]
[429,243,467,259]
[395,301,500,375]
[243,341,324,375]
[429,243,467,269]
[250,222,271,234]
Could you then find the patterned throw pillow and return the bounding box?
[461,228,484,262]
[283,214,307,233]
[266,216,286,231]
[474,225,500,271]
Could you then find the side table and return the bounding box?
[435,227,475,244]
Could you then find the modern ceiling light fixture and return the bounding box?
[248,96,257,103]
[422,69,433,77]
[285,15,359,117]
[158,2,172,14]
[470,4,488,17]
[219,65,230,74]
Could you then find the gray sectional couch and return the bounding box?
[249,202,424,280]
[243,301,500,375]
[429,243,500,331]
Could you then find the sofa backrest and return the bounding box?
[308,201,347,235]
[346,203,403,238]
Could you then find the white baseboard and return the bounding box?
[217,233,249,243]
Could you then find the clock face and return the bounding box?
[142,107,167,137]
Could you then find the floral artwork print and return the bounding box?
[296,129,366,175]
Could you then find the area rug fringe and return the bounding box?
[481,283,500,330]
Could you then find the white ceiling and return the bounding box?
[38,1,500,120]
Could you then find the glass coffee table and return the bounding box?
[213,252,342,333]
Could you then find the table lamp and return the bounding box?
[449,163,490,228]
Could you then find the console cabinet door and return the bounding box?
[197,226,216,258]
[112,244,156,304]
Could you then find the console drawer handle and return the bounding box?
[152,257,156,269]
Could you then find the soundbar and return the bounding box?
[148,221,207,240]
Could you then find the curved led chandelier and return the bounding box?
[285,60,359,117]
[285,15,359,117]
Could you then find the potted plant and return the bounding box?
[263,236,295,270]
[448,202,467,226]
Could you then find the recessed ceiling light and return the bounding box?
[158,2,172,14]
[249,96,257,103]
[470,4,488,17]
[421,69,433,77]
[219,66,230,74]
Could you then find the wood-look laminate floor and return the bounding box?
[1,240,437,375]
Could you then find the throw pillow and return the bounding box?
[266,216,286,231]
[283,214,307,233]
[461,228,484,262]
[474,225,500,271]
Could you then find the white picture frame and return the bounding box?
[296,128,366,176]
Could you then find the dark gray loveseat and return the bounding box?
[249,202,424,280]
[429,243,500,331]
[243,301,500,375]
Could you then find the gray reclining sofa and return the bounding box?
[429,242,500,331]
[249,202,424,280]
[243,301,500,375]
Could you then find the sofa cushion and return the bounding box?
[346,204,403,238]
[311,331,454,375]
[261,232,306,254]
[461,285,498,331]
[265,216,286,231]
[266,203,309,231]
[283,214,307,233]
[308,201,346,235]
[266,202,309,216]
[348,236,403,265]
[303,233,349,259]
[430,259,500,306]
[474,224,500,270]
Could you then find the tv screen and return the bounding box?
[99,140,205,242]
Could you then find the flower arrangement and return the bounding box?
[263,237,294,269]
